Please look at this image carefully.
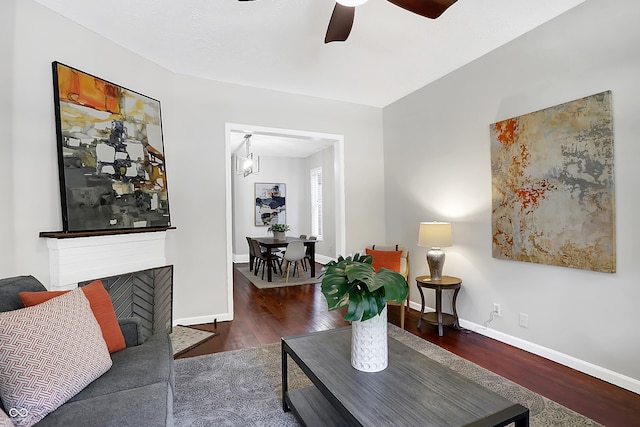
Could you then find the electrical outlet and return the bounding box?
[493,303,501,317]
[519,313,529,328]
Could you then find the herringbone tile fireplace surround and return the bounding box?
[80,266,173,338]
[43,232,173,336]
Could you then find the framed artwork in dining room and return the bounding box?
[51,62,171,232]
[255,183,286,226]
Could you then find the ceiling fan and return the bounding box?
[238,0,458,43]
[325,0,458,43]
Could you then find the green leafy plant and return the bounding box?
[267,224,290,232]
[321,253,408,322]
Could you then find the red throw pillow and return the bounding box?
[366,249,402,273]
[19,279,126,353]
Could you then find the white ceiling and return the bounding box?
[230,130,336,158]
[33,0,585,109]
[32,0,585,157]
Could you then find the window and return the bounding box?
[310,167,323,239]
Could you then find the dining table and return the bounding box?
[252,236,317,282]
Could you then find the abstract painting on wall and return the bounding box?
[490,91,615,273]
[52,62,171,232]
[255,183,286,226]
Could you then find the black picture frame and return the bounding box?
[254,183,286,226]
[52,62,171,232]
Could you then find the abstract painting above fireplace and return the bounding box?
[52,62,171,232]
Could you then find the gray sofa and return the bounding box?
[0,275,174,426]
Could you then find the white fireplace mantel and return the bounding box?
[45,232,168,290]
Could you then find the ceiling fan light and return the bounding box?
[336,0,368,6]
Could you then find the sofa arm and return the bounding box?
[118,317,145,347]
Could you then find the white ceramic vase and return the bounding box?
[273,231,285,241]
[351,305,388,372]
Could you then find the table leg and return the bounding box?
[436,289,444,337]
[452,287,461,330]
[309,243,316,277]
[266,248,273,282]
[281,341,289,412]
[514,411,530,426]
[417,285,426,329]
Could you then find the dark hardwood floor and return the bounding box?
[176,263,640,426]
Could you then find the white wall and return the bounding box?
[232,145,337,262]
[8,0,174,285]
[232,156,307,255]
[0,0,17,275]
[7,0,640,394]
[383,0,640,390]
[307,145,336,258]
[6,1,386,327]
[165,75,383,323]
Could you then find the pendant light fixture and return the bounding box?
[235,134,260,177]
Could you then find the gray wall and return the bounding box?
[306,145,336,259]
[383,0,640,386]
[231,144,336,261]
[5,0,639,392]
[4,0,386,327]
[232,155,307,254]
[0,0,16,274]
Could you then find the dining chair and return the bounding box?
[250,239,281,279]
[281,240,307,283]
[298,234,307,239]
[303,236,317,272]
[246,236,256,271]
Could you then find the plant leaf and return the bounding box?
[320,271,350,311]
[320,253,408,322]
[361,289,385,321]
[377,268,409,303]
[344,263,378,292]
[345,290,364,321]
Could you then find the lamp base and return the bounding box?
[426,248,445,281]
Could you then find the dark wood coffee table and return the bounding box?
[282,328,529,426]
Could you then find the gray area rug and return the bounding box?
[170,325,216,356]
[238,265,321,289]
[173,324,601,426]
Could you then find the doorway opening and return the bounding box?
[224,123,346,318]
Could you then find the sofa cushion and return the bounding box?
[0,289,112,427]
[19,280,126,353]
[0,408,15,427]
[118,317,143,347]
[0,276,46,312]
[35,382,173,427]
[366,248,402,273]
[67,333,174,403]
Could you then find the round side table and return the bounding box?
[416,275,462,337]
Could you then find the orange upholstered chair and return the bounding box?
[365,245,410,329]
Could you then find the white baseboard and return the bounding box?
[408,300,640,394]
[174,312,233,327]
[233,253,249,263]
[315,254,334,265]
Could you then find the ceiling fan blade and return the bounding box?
[386,0,457,19]
[325,3,355,43]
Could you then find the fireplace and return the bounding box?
[43,231,173,338]
[80,266,173,339]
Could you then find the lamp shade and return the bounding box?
[418,222,452,248]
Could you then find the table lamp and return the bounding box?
[418,222,452,281]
